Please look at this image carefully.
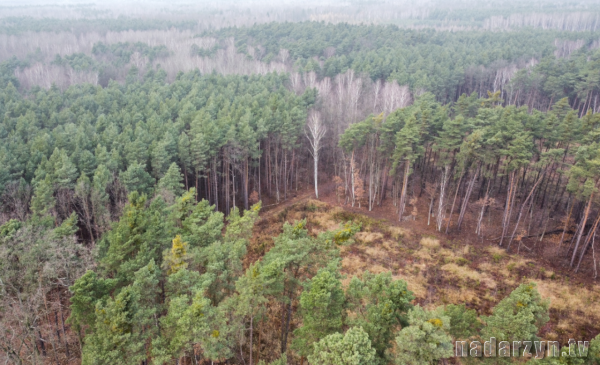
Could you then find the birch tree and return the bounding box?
[305,111,327,199]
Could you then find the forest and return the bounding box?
[2,0,600,364]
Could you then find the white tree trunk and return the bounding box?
[436,165,450,231]
[314,149,319,198]
[305,111,326,199]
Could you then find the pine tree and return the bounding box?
[292,263,346,359]
[261,219,344,354]
[394,306,453,365]
[443,303,482,339]
[129,260,163,364]
[150,139,171,179]
[158,162,184,199]
[307,327,376,365]
[98,192,172,283]
[91,164,111,234]
[54,152,79,190]
[345,271,414,363]
[30,176,55,217]
[77,149,97,179]
[152,290,212,363]
[391,114,423,219]
[81,287,139,364]
[200,204,261,304]
[482,283,550,347]
[177,194,225,249]
[119,162,155,195]
[178,132,192,190]
[53,211,79,238]
[231,262,274,365]
[68,270,117,332]
[163,235,189,275]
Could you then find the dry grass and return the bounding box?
[388,226,408,239]
[369,265,388,274]
[355,231,384,244]
[382,240,399,251]
[441,287,479,305]
[543,270,555,279]
[441,263,497,289]
[486,245,507,263]
[394,272,428,299]
[463,244,470,255]
[545,332,560,341]
[486,245,506,257]
[556,319,572,333]
[478,262,511,278]
[441,263,482,281]
[305,199,329,208]
[415,248,433,261]
[478,262,494,272]
[342,255,367,274]
[480,275,498,289]
[364,246,389,261]
[310,210,341,233]
[420,236,440,250]
[534,280,600,325]
[505,257,531,271]
[438,248,460,261]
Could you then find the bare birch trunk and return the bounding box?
[445,173,463,234]
[457,165,480,230]
[476,181,491,236]
[499,170,516,246]
[436,165,450,231]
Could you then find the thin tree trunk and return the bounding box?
[428,193,435,226]
[457,165,480,230]
[436,165,450,231]
[314,148,319,198]
[571,191,594,267]
[445,173,464,233]
[500,170,516,246]
[398,160,410,219]
[476,180,491,236]
[284,151,288,201]
[575,211,600,272]
[559,197,574,249]
[593,231,598,279]
[249,315,254,365]
[213,157,219,211]
[244,158,249,210]
[507,171,545,250]
[184,166,188,190]
[379,162,389,206]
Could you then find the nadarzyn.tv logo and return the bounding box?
[455,338,590,359]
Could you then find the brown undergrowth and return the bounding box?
[248,197,600,349]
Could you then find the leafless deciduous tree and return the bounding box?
[382,80,411,114]
[305,111,327,198]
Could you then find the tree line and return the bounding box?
[337,90,600,273]
[0,66,315,238]
[208,22,599,104]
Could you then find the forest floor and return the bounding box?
[250,181,600,347]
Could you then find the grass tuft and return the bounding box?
[420,236,440,250]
